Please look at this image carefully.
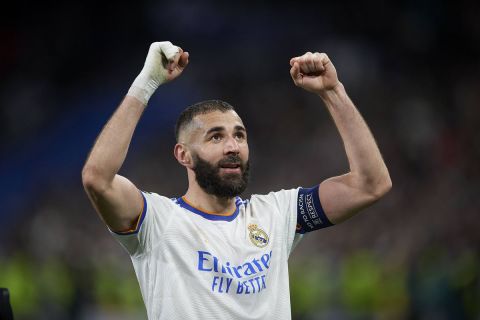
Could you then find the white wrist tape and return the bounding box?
[127,41,180,105]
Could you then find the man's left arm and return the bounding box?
[290,52,392,224]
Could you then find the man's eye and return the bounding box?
[235,133,245,140]
[211,134,222,141]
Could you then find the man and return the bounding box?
[82,41,391,319]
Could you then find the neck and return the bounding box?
[184,183,237,215]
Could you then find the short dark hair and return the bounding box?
[175,100,235,142]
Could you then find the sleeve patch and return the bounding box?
[296,185,333,234]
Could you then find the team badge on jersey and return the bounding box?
[248,224,269,248]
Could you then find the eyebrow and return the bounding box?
[205,126,225,136]
[205,125,246,136]
[235,125,246,132]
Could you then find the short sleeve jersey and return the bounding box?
[111,187,332,320]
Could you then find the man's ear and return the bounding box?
[174,143,194,169]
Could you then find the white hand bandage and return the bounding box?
[127,41,180,105]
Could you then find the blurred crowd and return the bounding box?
[1,1,479,319]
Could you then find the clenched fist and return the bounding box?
[128,41,189,105]
[290,52,339,94]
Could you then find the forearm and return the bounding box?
[82,42,188,188]
[319,83,391,195]
[83,96,145,187]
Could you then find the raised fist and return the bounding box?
[128,41,189,105]
[290,52,339,94]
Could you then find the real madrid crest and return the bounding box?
[248,224,269,248]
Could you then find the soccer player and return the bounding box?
[82,41,391,319]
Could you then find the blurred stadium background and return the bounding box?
[1,0,479,319]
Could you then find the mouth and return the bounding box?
[219,163,242,174]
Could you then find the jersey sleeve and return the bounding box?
[264,185,333,256]
[109,191,171,257]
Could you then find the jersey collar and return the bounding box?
[176,196,243,222]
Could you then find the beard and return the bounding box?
[192,153,249,198]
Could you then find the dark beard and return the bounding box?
[192,153,249,198]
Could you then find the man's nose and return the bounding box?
[224,136,240,154]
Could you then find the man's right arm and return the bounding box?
[82,42,189,233]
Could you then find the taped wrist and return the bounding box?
[128,75,160,105]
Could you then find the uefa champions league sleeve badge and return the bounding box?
[248,224,269,248]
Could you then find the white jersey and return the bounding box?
[111,186,332,320]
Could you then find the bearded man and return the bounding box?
[82,41,391,320]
